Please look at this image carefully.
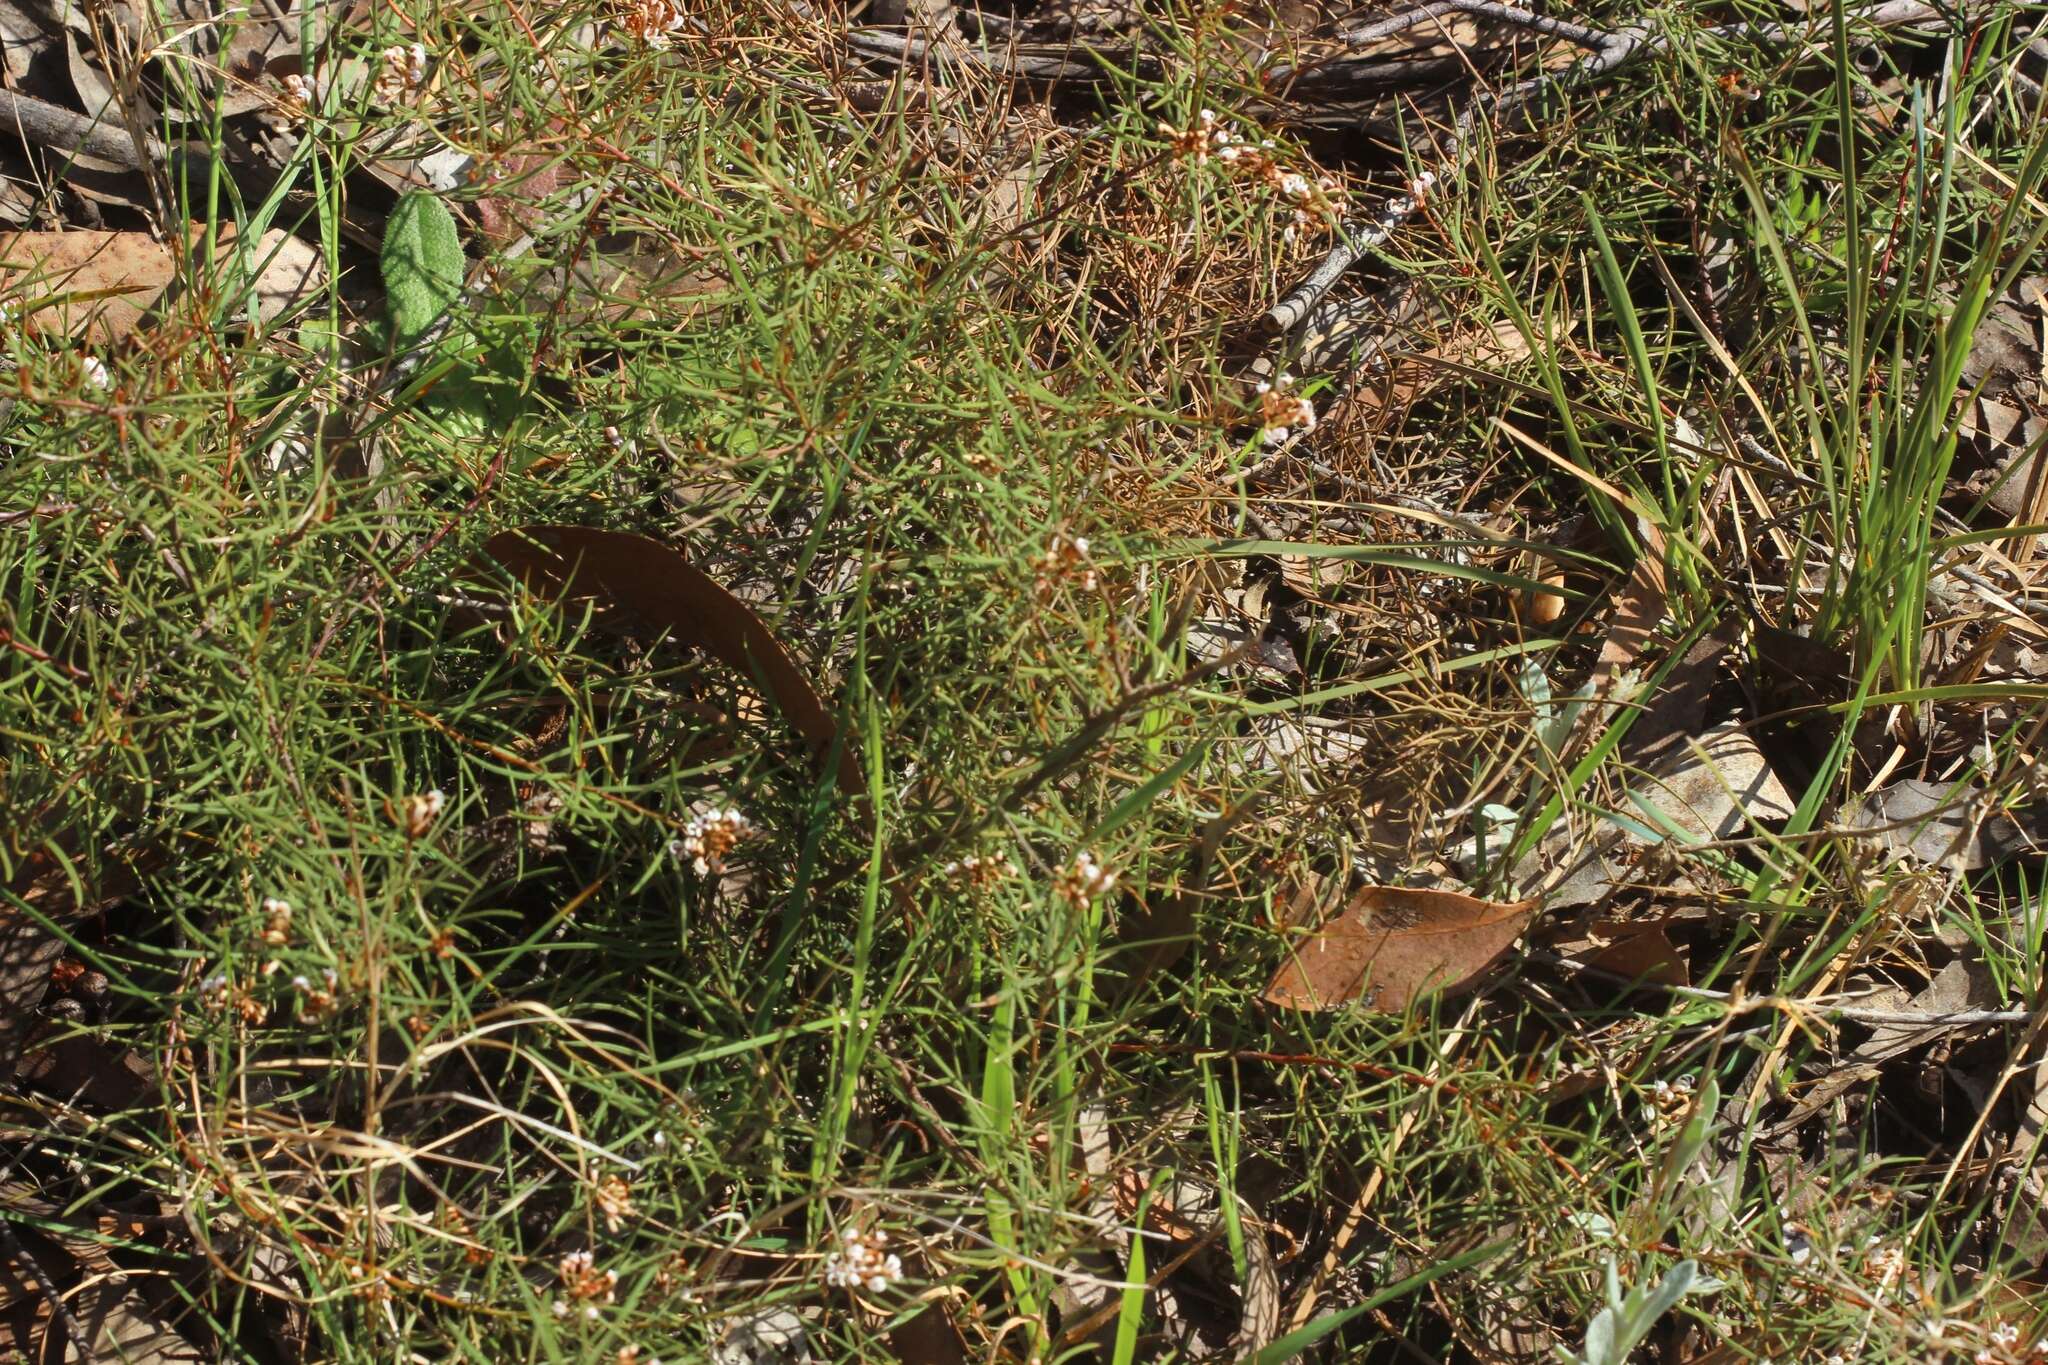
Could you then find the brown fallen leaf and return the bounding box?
[1577,921,1689,989]
[1590,521,1669,697]
[1354,317,1535,423]
[482,525,863,801]
[0,228,177,339]
[0,224,326,340]
[1264,885,1537,1012]
[2,839,155,1077]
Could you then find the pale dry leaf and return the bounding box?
[1844,778,2048,870]
[1851,954,2001,1064]
[0,0,61,86]
[1519,720,1791,909]
[239,225,325,326]
[68,1281,208,1362]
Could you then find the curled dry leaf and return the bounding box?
[482,525,863,801]
[150,0,329,117]
[1354,317,1535,423]
[1264,884,1538,1012]
[1850,954,2002,1064]
[1557,919,1689,990]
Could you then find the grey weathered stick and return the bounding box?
[0,88,164,167]
[0,87,388,247]
[1268,0,1946,333]
[1342,0,1615,51]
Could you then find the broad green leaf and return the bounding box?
[381,191,464,348]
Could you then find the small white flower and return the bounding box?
[374,42,428,101]
[1054,852,1117,908]
[1990,1324,2020,1348]
[259,897,293,946]
[398,788,445,838]
[1036,534,1097,595]
[824,1227,903,1293]
[1278,172,1311,200]
[941,852,1015,891]
[673,807,753,876]
[625,0,688,47]
[80,356,111,390]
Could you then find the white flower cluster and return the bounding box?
[259,897,293,948]
[1974,1321,2026,1364]
[1255,374,1316,447]
[593,1175,634,1232]
[374,42,427,103]
[1158,109,1340,244]
[823,1228,902,1293]
[398,788,445,839]
[291,967,339,1022]
[1638,1073,1695,1127]
[1053,852,1117,910]
[553,1249,618,1321]
[940,852,1014,891]
[624,0,688,48]
[280,70,315,115]
[1158,108,1265,165]
[672,807,753,876]
[1036,534,1097,596]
